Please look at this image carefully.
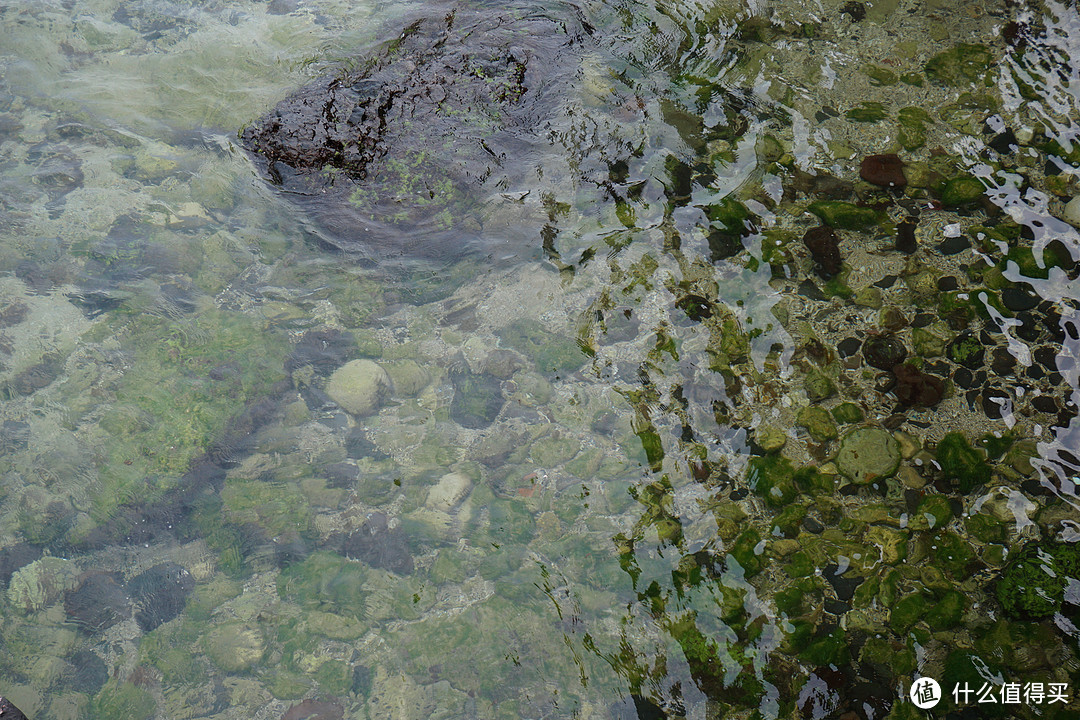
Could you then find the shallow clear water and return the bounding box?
[1,0,1079,718]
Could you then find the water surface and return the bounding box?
[1,0,1079,718]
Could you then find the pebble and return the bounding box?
[426,471,473,512]
[803,225,843,279]
[325,359,391,416]
[1001,286,1040,312]
[860,153,907,187]
[836,427,901,484]
[937,235,972,255]
[1063,196,1080,229]
[862,334,908,370]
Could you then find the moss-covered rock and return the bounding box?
[836,427,900,484]
[91,681,156,720]
[926,590,965,629]
[940,175,986,207]
[797,406,837,441]
[913,494,953,530]
[897,106,932,150]
[730,527,764,577]
[845,102,887,122]
[325,359,391,416]
[996,542,1080,620]
[807,201,881,230]
[803,367,836,401]
[936,432,991,492]
[748,455,797,507]
[830,402,864,425]
[889,592,929,632]
[204,622,265,673]
[924,44,994,87]
[498,319,584,374]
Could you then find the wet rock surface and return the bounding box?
[64,571,131,632]
[127,562,195,632]
[342,512,414,574]
[239,5,589,260]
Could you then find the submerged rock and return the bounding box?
[836,427,900,484]
[64,571,131,631]
[239,6,590,260]
[860,154,906,188]
[326,359,391,416]
[343,512,414,575]
[127,563,195,632]
[802,226,842,279]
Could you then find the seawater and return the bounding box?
[0,0,1078,718]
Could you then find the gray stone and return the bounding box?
[326,359,390,416]
[837,427,901,484]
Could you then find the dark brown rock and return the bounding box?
[862,335,908,370]
[860,154,907,188]
[896,220,917,253]
[803,225,842,279]
[239,9,590,260]
[893,363,945,407]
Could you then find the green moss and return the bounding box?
[221,479,313,537]
[783,551,815,578]
[706,196,751,234]
[940,175,986,207]
[277,551,369,619]
[775,578,819,615]
[800,628,850,666]
[797,406,837,441]
[92,681,156,720]
[830,402,863,425]
[914,494,953,529]
[845,102,887,122]
[936,432,991,493]
[96,309,286,519]
[900,72,925,87]
[771,505,807,538]
[926,590,965,629]
[314,659,352,695]
[860,637,915,675]
[730,528,764,577]
[925,44,994,86]
[140,624,203,684]
[965,513,1005,543]
[748,455,797,507]
[897,107,932,150]
[1005,245,1064,280]
[933,531,976,576]
[793,466,834,495]
[862,65,898,86]
[978,432,1014,460]
[807,201,881,230]
[889,592,929,632]
[498,319,584,374]
[996,542,1080,620]
[852,576,879,609]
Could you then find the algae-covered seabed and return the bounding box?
[1,0,1079,718]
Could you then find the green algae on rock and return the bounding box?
[996,542,1080,620]
[836,427,900,484]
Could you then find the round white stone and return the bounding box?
[426,472,473,512]
[325,359,390,416]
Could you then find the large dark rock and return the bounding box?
[239,4,590,260]
[127,562,195,632]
